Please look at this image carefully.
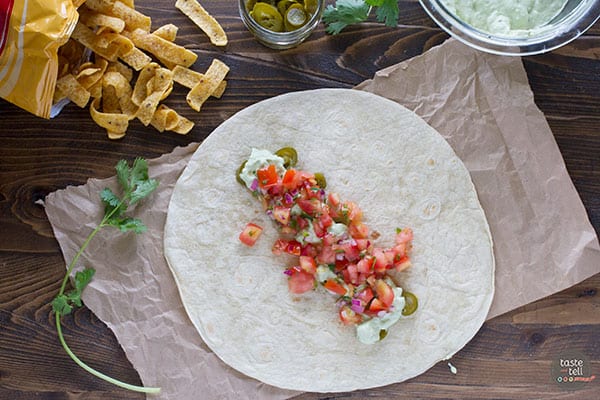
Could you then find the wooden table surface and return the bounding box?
[1,1,598,399]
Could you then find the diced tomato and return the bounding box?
[356,257,373,274]
[322,233,336,246]
[272,239,302,256]
[328,192,341,208]
[356,287,374,304]
[373,279,395,307]
[295,171,315,185]
[394,255,412,272]
[341,268,351,284]
[304,185,323,200]
[239,223,263,246]
[297,198,321,216]
[344,201,363,222]
[339,305,362,325]
[282,168,298,190]
[312,220,327,238]
[348,221,369,239]
[367,298,387,314]
[355,239,370,251]
[384,249,396,265]
[318,210,333,229]
[288,269,315,294]
[334,257,349,272]
[347,263,358,284]
[335,241,360,262]
[257,164,279,188]
[272,206,291,225]
[372,248,388,274]
[300,243,318,258]
[299,255,317,274]
[316,245,336,265]
[396,228,413,244]
[357,272,369,284]
[323,279,347,295]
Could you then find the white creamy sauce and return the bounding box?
[239,148,286,188]
[441,0,568,36]
[356,287,406,344]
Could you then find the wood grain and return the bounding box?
[0,1,598,399]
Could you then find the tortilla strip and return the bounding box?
[175,0,227,46]
[185,59,229,111]
[127,28,198,69]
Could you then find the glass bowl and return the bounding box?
[419,0,600,56]
[239,0,325,49]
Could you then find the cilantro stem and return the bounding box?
[53,158,161,394]
[55,313,160,394]
[57,224,103,298]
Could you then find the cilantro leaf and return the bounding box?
[129,178,159,205]
[372,0,399,27]
[106,216,147,233]
[52,268,95,316]
[115,159,131,193]
[101,187,126,219]
[52,295,73,315]
[324,0,401,34]
[101,158,158,228]
[323,0,371,35]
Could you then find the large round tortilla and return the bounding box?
[164,89,494,392]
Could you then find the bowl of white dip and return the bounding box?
[419,0,600,55]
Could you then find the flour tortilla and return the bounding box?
[164,88,494,392]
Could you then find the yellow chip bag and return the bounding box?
[0,0,78,118]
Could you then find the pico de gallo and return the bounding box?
[237,147,418,344]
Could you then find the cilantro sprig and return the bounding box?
[52,158,160,394]
[323,0,400,34]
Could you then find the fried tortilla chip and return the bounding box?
[150,104,194,134]
[186,59,229,111]
[175,0,227,46]
[153,24,179,42]
[90,97,129,139]
[56,74,91,108]
[172,65,227,98]
[128,28,197,69]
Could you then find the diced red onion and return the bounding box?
[250,178,259,191]
[284,192,294,204]
[283,269,293,276]
[335,253,344,261]
[351,299,364,313]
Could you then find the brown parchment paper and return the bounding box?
[44,39,600,399]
